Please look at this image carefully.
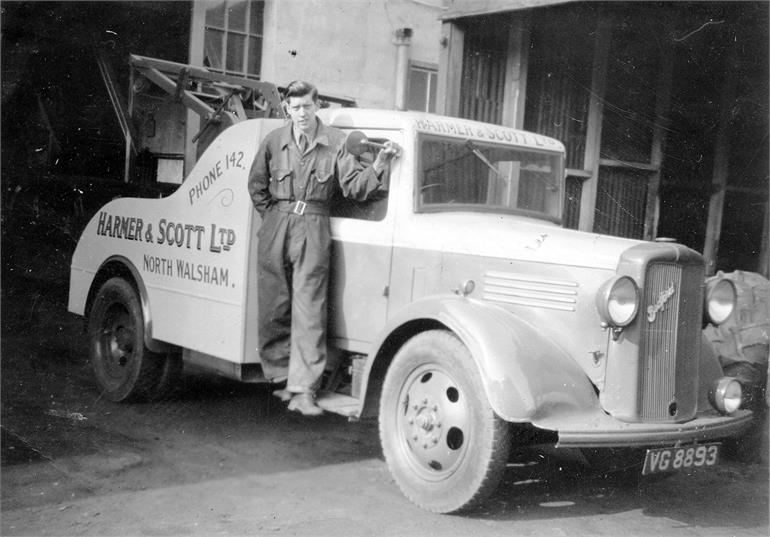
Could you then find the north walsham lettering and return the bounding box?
[143,254,231,287]
[176,259,229,286]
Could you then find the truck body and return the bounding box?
[69,107,754,513]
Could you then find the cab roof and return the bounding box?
[318,108,566,153]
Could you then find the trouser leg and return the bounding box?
[256,210,291,381]
[286,214,330,393]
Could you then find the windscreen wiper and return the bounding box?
[464,139,500,178]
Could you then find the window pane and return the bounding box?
[563,175,582,229]
[226,33,245,72]
[593,167,648,239]
[204,29,224,69]
[418,135,563,220]
[524,12,594,170]
[428,72,437,113]
[657,184,708,250]
[715,191,766,272]
[228,0,247,32]
[247,36,262,76]
[205,1,225,28]
[459,23,507,124]
[408,69,428,112]
[249,0,264,35]
[600,20,659,163]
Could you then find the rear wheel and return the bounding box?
[146,351,183,401]
[379,330,511,513]
[88,277,172,402]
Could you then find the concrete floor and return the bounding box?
[1,274,768,536]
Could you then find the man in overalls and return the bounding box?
[247,81,399,415]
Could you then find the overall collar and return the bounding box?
[279,117,331,150]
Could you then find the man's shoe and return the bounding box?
[272,388,293,402]
[287,393,323,416]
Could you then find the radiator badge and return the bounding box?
[647,283,676,323]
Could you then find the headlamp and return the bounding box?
[704,278,736,325]
[709,377,743,415]
[596,275,639,328]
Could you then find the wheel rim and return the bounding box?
[394,362,471,482]
[98,303,136,383]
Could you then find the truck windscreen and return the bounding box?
[416,134,564,221]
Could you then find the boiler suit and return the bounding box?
[247,120,383,393]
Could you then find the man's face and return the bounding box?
[286,94,318,135]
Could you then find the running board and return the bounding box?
[316,392,360,418]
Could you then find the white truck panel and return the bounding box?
[69,120,284,362]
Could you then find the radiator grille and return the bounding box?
[639,263,702,421]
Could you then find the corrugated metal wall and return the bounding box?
[593,167,648,239]
[459,35,506,125]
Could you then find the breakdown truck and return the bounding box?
[68,55,754,513]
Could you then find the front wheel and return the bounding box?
[379,330,511,513]
[88,277,168,402]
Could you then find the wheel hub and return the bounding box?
[408,400,442,448]
[101,308,135,378]
[397,367,470,479]
[416,408,438,432]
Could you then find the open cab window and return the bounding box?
[416,134,564,223]
[331,135,391,222]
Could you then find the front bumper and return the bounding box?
[534,408,756,448]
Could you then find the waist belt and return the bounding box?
[274,200,329,216]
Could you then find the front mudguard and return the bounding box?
[364,295,600,423]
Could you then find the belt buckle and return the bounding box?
[293,200,307,215]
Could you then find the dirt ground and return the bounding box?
[1,273,769,537]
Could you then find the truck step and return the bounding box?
[316,392,360,418]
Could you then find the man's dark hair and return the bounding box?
[284,80,318,102]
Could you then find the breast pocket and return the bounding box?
[308,165,335,201]
[270,168,292,199]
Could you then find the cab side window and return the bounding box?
[331,137,390,221]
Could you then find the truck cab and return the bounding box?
[69,106,754,514]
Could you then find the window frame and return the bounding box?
[407,60,438,114]
[329,134,393,222]
[414,133,565,224]
[204,0,264,79]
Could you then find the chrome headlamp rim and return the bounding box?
[709,376,743,415]
[596,275,640,328]
[705,278,737,326]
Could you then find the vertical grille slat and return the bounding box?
[640,264,680,420]
[639,263,702,422]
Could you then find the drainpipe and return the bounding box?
[394,28,413,111]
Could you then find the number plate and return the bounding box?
[642,443,721,475]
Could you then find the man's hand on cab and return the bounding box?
[373,141,401,174]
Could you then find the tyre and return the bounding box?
[722,407,768,464]
[145,351,183,401]
[88,277,167,402]
[379,329,511,513]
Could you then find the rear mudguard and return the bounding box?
[70,254,172,354]
[361,295,600,423]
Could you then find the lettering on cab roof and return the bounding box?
[414,118,562,150]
